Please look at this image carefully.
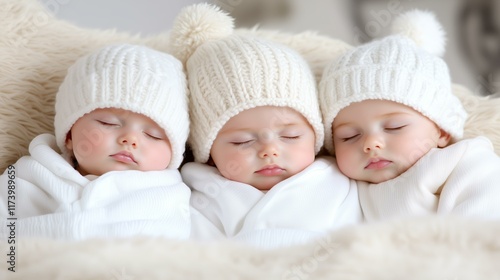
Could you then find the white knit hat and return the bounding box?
[169,3,324,163]
[319,10,467,155]
[54,44,189,169]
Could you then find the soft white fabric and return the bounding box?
[54,44,189,169]
[0,134,191,240]
[169,4,325,163]
[359,136,500,222]
[183,156,363,248]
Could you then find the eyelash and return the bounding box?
[385,125,406,131]
[281,135,300,140]
[97,120,163,140]
[341,135,359,142]
[145,133,163,140]
[231,140,253,146]
[231,135,300,145]
[98,120,117,126]
[340,125,407,141]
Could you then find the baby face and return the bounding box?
[210,106,316,191]
[66,108,172,176]
[332,100,450,184]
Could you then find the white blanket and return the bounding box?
[183,156,362,248]
[0,134,191,240]
[360,136,500,222]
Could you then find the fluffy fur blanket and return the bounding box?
[2,217,500,279]
[1,1,500,279]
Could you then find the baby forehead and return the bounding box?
[221,106,311,131]
[337,100,423,118]
[85,108,140,118]
[82,108,162,126]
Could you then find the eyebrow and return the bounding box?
[333,111,412,129]
[219,122,302,134]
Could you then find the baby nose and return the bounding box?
[363,134,384,152]
[258,129,279,158]
[259,144,279,158]
[118,132,138,147]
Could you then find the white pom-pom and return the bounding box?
[169,3,234,64]
[391,10,446,56]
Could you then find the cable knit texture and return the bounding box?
[169,4,324,163]
[54,44,189,169]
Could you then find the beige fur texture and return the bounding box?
[1,217,500,279]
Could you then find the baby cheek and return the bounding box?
[335,148,356,172]
[72,138,102,159]
[147,156,169,170]
[149,146,172,169]
[222,162,241,179]
[294,145,315,165]
[212,148,246,175]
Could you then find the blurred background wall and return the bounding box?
[41,0,499,96]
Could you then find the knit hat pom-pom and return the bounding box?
[169,3,234,64]
[391,10,446,57]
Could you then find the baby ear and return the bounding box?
[437,129,451,147]
[65,132,74,151]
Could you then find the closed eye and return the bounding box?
[145,133,163,140]
[281,135,300,140]
[231,140,254,146]
[341,134,359,142]
[97,120,118,126]
[385,125,407,131]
